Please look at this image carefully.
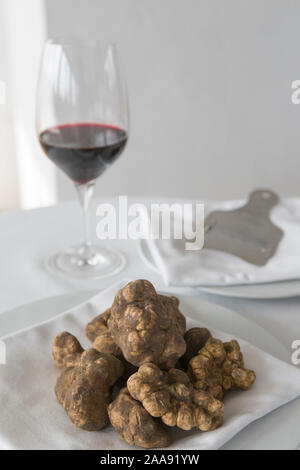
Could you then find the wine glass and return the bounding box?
[36,37,129,280]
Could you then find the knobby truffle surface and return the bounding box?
[52,281,256,447]
[108,388,172,449]
[107,279,186,369]
[52,332,84,369]
[86,309,136,380]
[54,347,124,431]
[127,363,224,431]
[86,309,122,358]
[86,309,111,342]
[188,337,256,399]
[180,328,212,369]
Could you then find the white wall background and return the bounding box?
[2,0,300,209]
[0,0,56,210]
[44,0,300,203]
[0,4,20,210]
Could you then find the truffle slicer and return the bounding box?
[204,190,283,266]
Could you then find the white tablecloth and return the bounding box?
[2,282,300,450]
[1,197,300,450]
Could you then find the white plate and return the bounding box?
[0,290,288,361]
[0,291,298,449]
[139,239,300,299]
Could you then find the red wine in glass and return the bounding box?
[36,38,129,280]
[39,123,128,184]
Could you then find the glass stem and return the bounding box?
[75,182,95,262]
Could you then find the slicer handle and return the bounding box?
[246,189,279,215]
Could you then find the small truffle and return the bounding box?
[188,337,256,399]
[108,280,186,369]
[86,310,136,381]
[52,332,84,369]
[108,388,172,449]
[86,309,123,358]
[85,309,112,342]
[93,330,123,358]
[127,363,224,431]
[180,328,212,368]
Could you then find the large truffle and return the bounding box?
[188,337,256,399]
[108,388,172,449]
[54,347,124,431]
[107,280,186,369]
[127,363,224,431]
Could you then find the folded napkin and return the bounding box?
[0,281,300,450]
[144,198,300,286]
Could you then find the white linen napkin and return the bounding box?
[144,198,300,286]
[0,281,300,450]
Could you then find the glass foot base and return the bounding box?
[46,244,126,280]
